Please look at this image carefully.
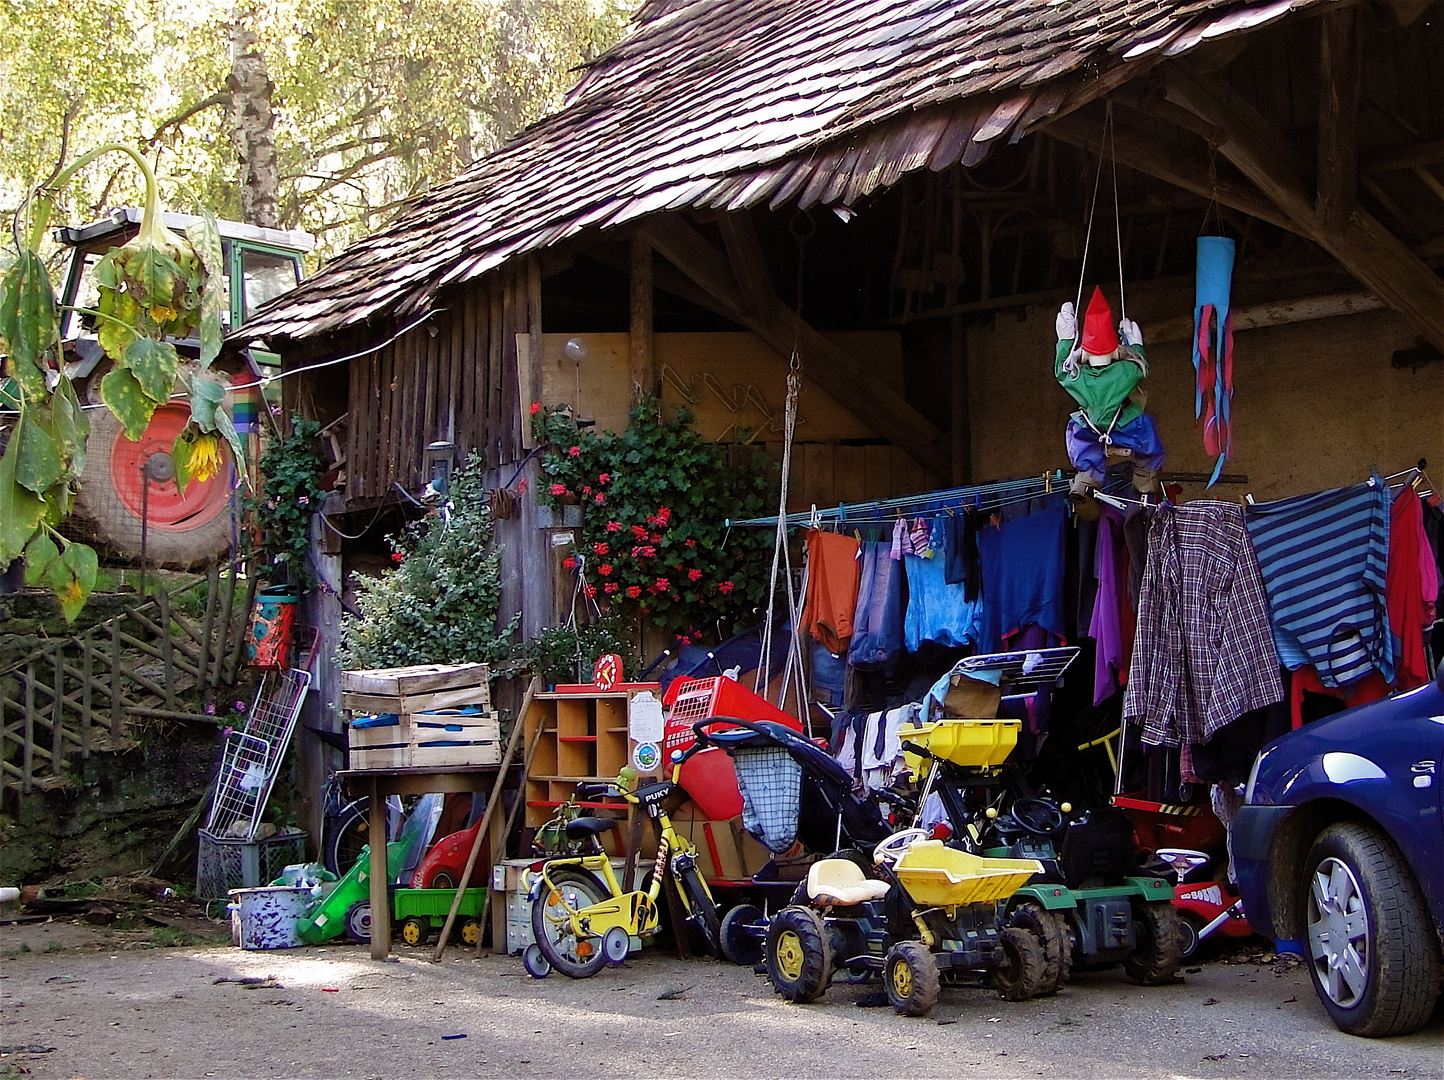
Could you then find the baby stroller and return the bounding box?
[690,718,896,965]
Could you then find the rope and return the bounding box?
[1108,102,1126,324]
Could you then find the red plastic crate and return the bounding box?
[662,676,799,757]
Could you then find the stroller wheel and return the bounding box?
[720,904,765,966]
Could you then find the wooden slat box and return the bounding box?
[341,663,490,712]
[349,710,502,770]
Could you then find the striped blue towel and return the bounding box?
[1244,478,1393,688]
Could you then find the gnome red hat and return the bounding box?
[1080,286,1119,356]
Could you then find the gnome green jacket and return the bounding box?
[1055,338,1148,430]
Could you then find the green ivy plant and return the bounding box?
[529,616,638,687]
[342,454,518,669]
[531,397,775,639]
[243,416,326,584]
[0,143,230,619]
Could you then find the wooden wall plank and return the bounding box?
[863,444,892,498]
[377,340,396,497]
[891,447,924,496]
[801,444,834,513]
[833,445,866,505]
[501,266,519,464]
[447,303,464,448]
[488,279,504,465]
[422,322,440,462]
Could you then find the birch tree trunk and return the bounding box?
[226,14,279,228]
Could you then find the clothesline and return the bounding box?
[726,470,1066,528]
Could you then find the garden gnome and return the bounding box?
[1054,286,1164,500]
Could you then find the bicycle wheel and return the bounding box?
[531,870,610,979]
[678,866,722,958]
[325,799,371,877]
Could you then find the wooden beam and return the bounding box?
[628,236,655,405]
[1043,114,1296,234]
[1164,67,1444,356]
[1316,9,1361,234]
[1146,290,1387,343]
[643,213,951,476]
[1361,139,1444,175]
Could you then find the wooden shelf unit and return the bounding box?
[522,690,649,833]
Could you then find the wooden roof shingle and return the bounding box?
[246,0,1333,341]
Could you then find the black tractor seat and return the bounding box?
[565,816,620,840]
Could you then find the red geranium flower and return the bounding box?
[684,538,696,548]
[568,446,580,457]
[604,582,619,595]
[529,402,541,415]
[582,486,592,495]
[584,584,597,599]
[599,564,613,576]
[719,580,735,594]
[517,479,528,494]
[654,578,671,592]
[594,493,605,504]
[593,543,609,556]
[626,585,642,599]
[598,473,611,484]
[657,507,671,524]
[631,524,648,540]
[390,552,403,565]
[687,568,702,582]
[650,532,663,543]
[550,483,567,496]
[562,556,577,569]
[606,521,623,533]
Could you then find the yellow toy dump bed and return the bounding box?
[899,718,1020,769]
[893,840,1041,906]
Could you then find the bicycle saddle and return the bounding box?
[565,816,619,840]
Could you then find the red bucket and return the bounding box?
[245,587,298,669]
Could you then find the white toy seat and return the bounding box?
[806,858,890,906]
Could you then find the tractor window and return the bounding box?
[60,251,107,339]
[239,248,302,324]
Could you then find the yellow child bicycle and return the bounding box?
[523,750,722,978]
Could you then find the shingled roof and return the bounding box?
[246,0,1332,341]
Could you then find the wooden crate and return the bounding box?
[347,711,502,770]
[341,663,490,716]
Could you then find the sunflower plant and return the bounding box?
[0,144,229,618]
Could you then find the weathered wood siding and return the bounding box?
[345,262,538,500]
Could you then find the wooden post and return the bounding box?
[368,776,389,960]
[80,632,92,758]
[947,179,969,486]
[431,676,538,962]
[50,650,63,766]
[158,589,174,710]
[22,663,35,791]
[1317,8,1360,235]
[629,236,654,406]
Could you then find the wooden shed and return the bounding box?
[242,0,1444,793]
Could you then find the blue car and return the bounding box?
[1234,672,1444,1037]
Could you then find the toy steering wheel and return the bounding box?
[873,828,929,866]
[1004,797,1065,837]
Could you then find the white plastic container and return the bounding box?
[227,885,313,949]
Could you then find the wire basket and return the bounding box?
[204,668,311,842]
[195,828,308,900]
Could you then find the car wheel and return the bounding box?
[1301,822,1443,1037]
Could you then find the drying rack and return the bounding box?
[952,646,1080,690]
[203,667,312,841]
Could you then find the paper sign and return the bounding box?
[628,690,664,742]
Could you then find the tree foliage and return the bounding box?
[0,0,631,256]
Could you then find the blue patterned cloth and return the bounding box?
[1244,478,1393,687]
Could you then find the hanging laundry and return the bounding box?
[1123,502,1282,747]
[909,517,934,558]
[976,500,1068,652]
[1244,477,1393,687]
[848,541,905,668]
[1387,485,1431,690]
[1193,236,1236,486]
[1089,504,1125,704]
[801,529,861,654]
[890,517,908,560]
[903,538,981,652]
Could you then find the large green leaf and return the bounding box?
[117,241,186,311]
[189,374,227,432]
[96,285,141,361]
[54,541,98,621]
[0,251,58,397]
[0,434,46,564]
[215,405,246,474]
[186,213,225,367]
[50,375,90,479]
[22,532,60,586]
[100,366,159,441]
[171,429,195,497]
[123,336,180,404]
[12,411,62,494]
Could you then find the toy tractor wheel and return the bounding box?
[719,904,764,966]
[1124,900,1184,986]
[765,907,832,1003]
[343,900,372,944]
[992,927,1047,1001]
[1178,912,1204,960]
[1007,901,1072,995]
[884,941,940,1017]
[399,917,429,947]
[461,918,483,948]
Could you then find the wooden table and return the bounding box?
[338,765,509,960]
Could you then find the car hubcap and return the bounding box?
[1307,856,1369,1007]
[776,930,805,980]
[892,961,912,998]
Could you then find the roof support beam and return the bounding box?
[642,213,951,476]
[1316,8,1361,234]
[629,236,656,405]
[1163,67,1444,355]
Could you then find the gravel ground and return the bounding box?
[1,929,1441,1080]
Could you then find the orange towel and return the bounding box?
[802,530,861,654]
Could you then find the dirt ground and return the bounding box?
[2,917,1441,1080]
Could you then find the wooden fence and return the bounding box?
[0,571,257,794]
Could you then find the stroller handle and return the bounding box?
[690,716,788,747]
